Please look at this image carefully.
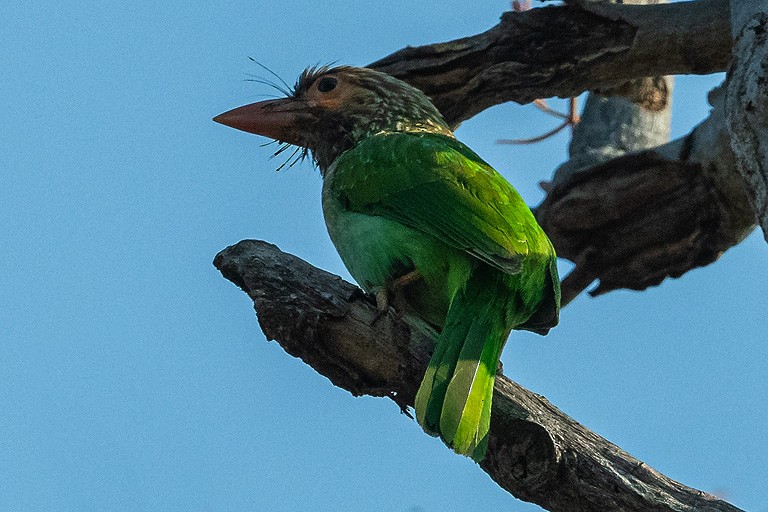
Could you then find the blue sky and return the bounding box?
[2,1,766,511]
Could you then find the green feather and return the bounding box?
[416,311,469,434]
[222,66,559,462]
[417,267,517,461]
[322,130,560,462]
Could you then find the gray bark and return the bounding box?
[369,0,731,126]
[725,0,768,240]
[553,76,672,188]
[546,0,675,304]
[537,85,755,302]
[213,240,743,512]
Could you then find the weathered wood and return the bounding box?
[535,0,677,304]
[369,0,731,125]
[537,86,755,302]
[214,240,743,512]
[726,1,768,240]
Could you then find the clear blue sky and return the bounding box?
[2,1,766,511]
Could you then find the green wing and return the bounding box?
[328,131,554,275]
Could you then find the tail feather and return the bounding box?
[472,362,495,460]
[439,315,491,441]
[441,320,503,458]
[415,271,511,462]
[414,317,470,435]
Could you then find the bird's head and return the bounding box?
[214,65,453,171]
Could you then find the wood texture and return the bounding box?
[535,0,676,304]
[369,0,731,125]
[213,240,743,512]
[726,2,768,240]
[537,86,755,303]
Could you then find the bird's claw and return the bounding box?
[390,391,414,418]
[369,287,390,326]
[368,270,421,326]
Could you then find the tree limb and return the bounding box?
[532,0,681,304]
[536,85,755,302]
[726,1,768,240]
[213,240,743,512]
[369,0,731,125]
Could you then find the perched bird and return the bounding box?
[214,66,560,462]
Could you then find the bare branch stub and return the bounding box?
[538,152,719,298]
[214,239,743,512]
[536,86,756,301]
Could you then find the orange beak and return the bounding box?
[213,98,307,146]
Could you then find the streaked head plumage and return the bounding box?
[215,65,453,171]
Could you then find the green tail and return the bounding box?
[414,270,511,462]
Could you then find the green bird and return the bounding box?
[214,66,560,462]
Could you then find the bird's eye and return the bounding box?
[317,76,338,93]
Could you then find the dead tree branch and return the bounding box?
[536,85,755,302]
[213,240,743,512]
[726,1,768,240]
[369,0,731,125]
[533,0,681,304]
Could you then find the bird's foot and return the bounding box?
[391,392,414,419]
[348,287,372,304]
[391,269,421,291]
[368,287,390,326]
[368,270,421,326]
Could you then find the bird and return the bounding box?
[214,65,560,462]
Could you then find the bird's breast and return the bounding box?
[321,187,472,326]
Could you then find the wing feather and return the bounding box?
[329,132,552,274]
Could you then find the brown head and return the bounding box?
[214,65,453,171]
